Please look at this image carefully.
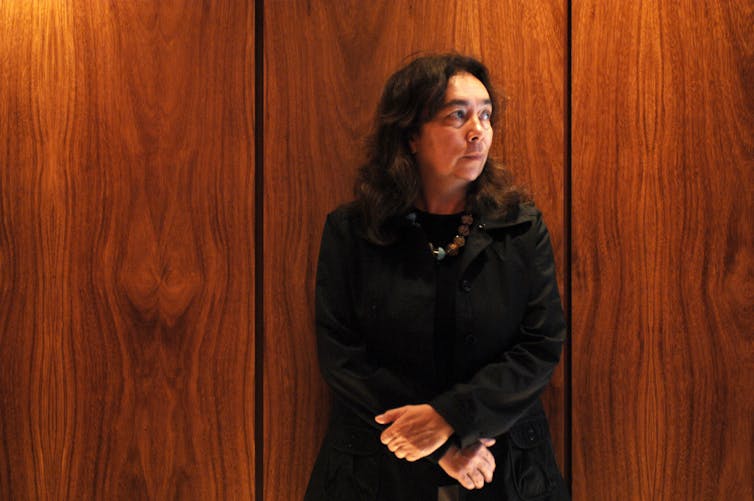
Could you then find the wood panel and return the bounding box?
[572,1,754,499]
[0,1,255,499]
[263,1,567,498]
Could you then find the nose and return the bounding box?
[467,116,484,142]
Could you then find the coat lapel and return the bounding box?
[459,229,492,276]
[459,209,536,276]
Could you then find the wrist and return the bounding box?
[427,404,454,438]
[438,444,458,465]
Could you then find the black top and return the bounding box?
[414,209,464,389]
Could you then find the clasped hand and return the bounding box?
[375,404,452,461]
[375,404,496,489]
[438,439,496,490]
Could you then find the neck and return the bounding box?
[415,188,467,215]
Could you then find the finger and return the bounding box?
[472,469,486,488]
[380,429,391,444]
[479,438,496,447]
[387,439,401,452]
[380,424,401,445]
[375,406,406,424]
[460,473,475,490]
[480,463,494,483]
[405,446,430,462]
[479,449,496,472]
[374,414,389,424]
[391,442,411,459]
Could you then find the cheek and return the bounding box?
[430,132,465,157]
[483,130,493,150]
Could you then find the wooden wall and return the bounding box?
[571,1,753,499]
[0,2,255,499]
[0,1,751,500]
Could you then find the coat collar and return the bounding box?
[478,205,537,230]
[460,205,536,274]
[397,204,536,275]
[398,203,535,231]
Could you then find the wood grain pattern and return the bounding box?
[0,1,255,499]
[263,1,567,498]
[572,1,754,499]
[5,1,749,498]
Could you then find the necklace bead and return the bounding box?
[426,212,473,261]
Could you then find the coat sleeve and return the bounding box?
[429,211,566,449]
[315,211,461,462]
[315,212,435,428]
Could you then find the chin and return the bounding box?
[456,164,485,182]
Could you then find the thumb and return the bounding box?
[375,406,407,424]
[479,438,496,447]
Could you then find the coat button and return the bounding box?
[460,280,472,292]
[527,426,537,442]
[477,223,485,230]
[464,334,476,345]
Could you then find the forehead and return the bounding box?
[444,72,491,103]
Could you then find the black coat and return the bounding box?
[305,203,569,500]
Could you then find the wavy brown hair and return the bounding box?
[354,53,529,244]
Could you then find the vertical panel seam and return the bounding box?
[564,0,573,493]
[254,0,264,499]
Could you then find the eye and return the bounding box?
[449,109,466,120]
[480,109,492,121]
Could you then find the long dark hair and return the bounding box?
[354,53,529,244]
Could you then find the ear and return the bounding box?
[408,135,418,155]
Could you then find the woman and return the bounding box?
[305,54,569,500]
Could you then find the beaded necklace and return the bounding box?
[407,211,473,261]
[406,212,474,261]
[427,213,473,260]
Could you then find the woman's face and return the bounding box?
[409,72,493,196]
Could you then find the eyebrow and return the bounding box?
[442,98,492,108]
